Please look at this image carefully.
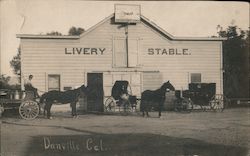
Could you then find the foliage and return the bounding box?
[10,46,21,77]
[45,27,85,36]
[217,25,249,98]
[68,26,85,35]
[46,31,62,36]
[0,74,20,90]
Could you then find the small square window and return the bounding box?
[48,75,60,91]
[191,73,201,83]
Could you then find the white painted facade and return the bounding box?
[17,14,225,110]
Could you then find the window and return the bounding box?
[114,38,138,67]
[48,75,60,91]
[191,73,201,83]
[114,38,127,67]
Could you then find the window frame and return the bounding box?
[113,36,140,68]
[48,74,61,91]
[190,73,202,83]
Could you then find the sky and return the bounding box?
[0,0,249,77]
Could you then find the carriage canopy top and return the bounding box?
[111,81,129,100]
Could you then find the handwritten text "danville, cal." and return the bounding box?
[43,137,109,152]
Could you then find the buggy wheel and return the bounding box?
[182,98,193,112]
[174,99,181,112]
[123,101,133,113]
[209,94,228,112]
[104,97,116,112]
[0,103,4,117]
[19,100,39,120]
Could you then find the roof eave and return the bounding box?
[173,37,227,41]
[140,15,226,41]
[17,13,227,41]
[16,34,80,39]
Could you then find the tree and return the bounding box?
[46,31,62,36]
[0,74,11,88]
[45,27,84,36]
[0,74,21,89]
[68,26,85,35]
[10,46,21,77]
[217,25,249,98]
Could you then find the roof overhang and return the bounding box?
[16,34,79,39]
[140,15,227,41]
[16,14,227,41]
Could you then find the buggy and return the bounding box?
[104,81,138,112]
[174,83,228,112]
[0,89,40,119]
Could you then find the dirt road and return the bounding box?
[1,108,249,156]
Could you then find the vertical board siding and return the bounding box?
[143,72,163,91]
[21,17,223,100]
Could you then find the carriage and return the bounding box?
[174,83,228,112]
[104,81,138,112]
[0,89,40,119]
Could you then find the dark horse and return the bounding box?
[140,81,175,117]
[40,85,88,119]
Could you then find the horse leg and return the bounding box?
[43,103,47,117]
[141,99,145,117]
[146,108,150,117]
[158,108,162,118]
[46,102,53,119]
[159,102,163,117]
[146,102,150,117]
[71,102,77,118]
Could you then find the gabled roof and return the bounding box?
[17,13,226,41]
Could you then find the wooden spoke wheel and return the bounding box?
[121,101,133,113]
[174,98,193,112]
[209,94,228,112]
[182,98,193,112]
[19,100,39,120]
[0,103,4,117]
[104,97,116,112]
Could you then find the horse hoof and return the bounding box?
[48,117,53,120]
[73,115,78,119]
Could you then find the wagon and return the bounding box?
[104,81,138,112]
[0,89,40,119]
[174,83,228,112]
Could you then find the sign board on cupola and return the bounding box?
[115,4,141,23]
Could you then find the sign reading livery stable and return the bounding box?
[17,4,226,112]
[65,48,106,55]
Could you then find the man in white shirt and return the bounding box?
[24,75,40,98]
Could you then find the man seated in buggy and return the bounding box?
[24,75,40,99]
[111,81,130,106]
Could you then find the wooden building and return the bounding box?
[17,5,226,111]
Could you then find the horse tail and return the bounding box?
[140,92,145,112]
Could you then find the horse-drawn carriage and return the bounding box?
[174,83,228,112]
[0,89,40,119]
[0,84,87,119]
[104,81,138,112]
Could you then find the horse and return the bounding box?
[40,84,88,119]
[140,81,175,117]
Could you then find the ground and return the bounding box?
[0,108,249,156]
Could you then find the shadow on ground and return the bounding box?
[23,133,248,156]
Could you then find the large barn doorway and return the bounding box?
[87,73,104,112]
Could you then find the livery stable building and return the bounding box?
[17,5,226,112]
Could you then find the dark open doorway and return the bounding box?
[87,73,104,112]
